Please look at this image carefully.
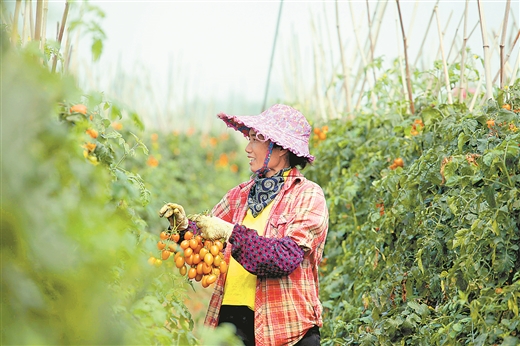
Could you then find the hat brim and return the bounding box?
[217,112,315,163]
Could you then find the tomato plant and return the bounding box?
[307,79,520,345]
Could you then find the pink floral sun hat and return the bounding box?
[217,104,315,163]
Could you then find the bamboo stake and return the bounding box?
[29,0,34,40]
[34,0,43,43]
[11,0,22,44]
[367,1,387,62]
[477,0,493,100]
[321,4,335,74]
[413,0,439,68]
[316,8,339,117]
[406,0,419,42]
[395,11,408,115]
[499,0,511,88]
[446,11,464,63]
[261,0,283,112]
[492,29,520,84]
[350,1,386,102]
[41,0,48,54]
[396,0,415,114]
[365,0,378,110]
[435,6,452,104]
[51,0,69,73]
[310,16,327,121]
[469,78,483,112]
[348,1,366,111]
[351,1,386,110]
[22,0,30,44]
[509,43,520,85]
[458,0,469,103]
[335,0,352,117]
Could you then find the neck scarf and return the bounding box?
[247,168,290,218]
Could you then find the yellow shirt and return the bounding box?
[221,201,273,310]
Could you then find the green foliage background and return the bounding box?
[1,30,246,345]
[306,84,520,345]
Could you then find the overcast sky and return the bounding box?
[9,0,517,128]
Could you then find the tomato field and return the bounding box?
[2,1,520,345]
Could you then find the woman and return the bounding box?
[160,104,328,346]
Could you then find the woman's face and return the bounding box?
[245,129,288,177]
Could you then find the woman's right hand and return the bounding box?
[158,203,189,230]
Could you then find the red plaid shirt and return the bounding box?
[204,168,329,346]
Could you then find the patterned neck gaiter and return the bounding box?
[247,168,290,218]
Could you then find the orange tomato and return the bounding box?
[184,231,194,240]
[204,253,214,266]
[202,262,213,274]
[502,104,511,111]
[170,233,180,243]
[394,158,404,167]
[188,267,197,279]
[210,245,220,257]
[184,247,193,257]
[220,261,228,274]
[175,256,185,268]
[70,104,87,115]
[179,265,187,276]
[214,240,224,251]
[161,250,170,260]
[157,241,166,250]
[201,275,209,288]
[192,253,202,265]
[180,240,190,250]
[189,238,199,250]
[196,262,204,275]
[199,248,209,258]
[206,274,217,285]
[213,255,222,267]
[86,128,98,139]
[160,231,169,240]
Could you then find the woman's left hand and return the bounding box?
[192,215,233,241]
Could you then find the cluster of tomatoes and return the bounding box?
[151,230,227,288]
[389,157,404,170]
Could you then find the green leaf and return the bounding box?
[91,38,103,61]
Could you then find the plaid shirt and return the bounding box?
[204,168,329,346]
